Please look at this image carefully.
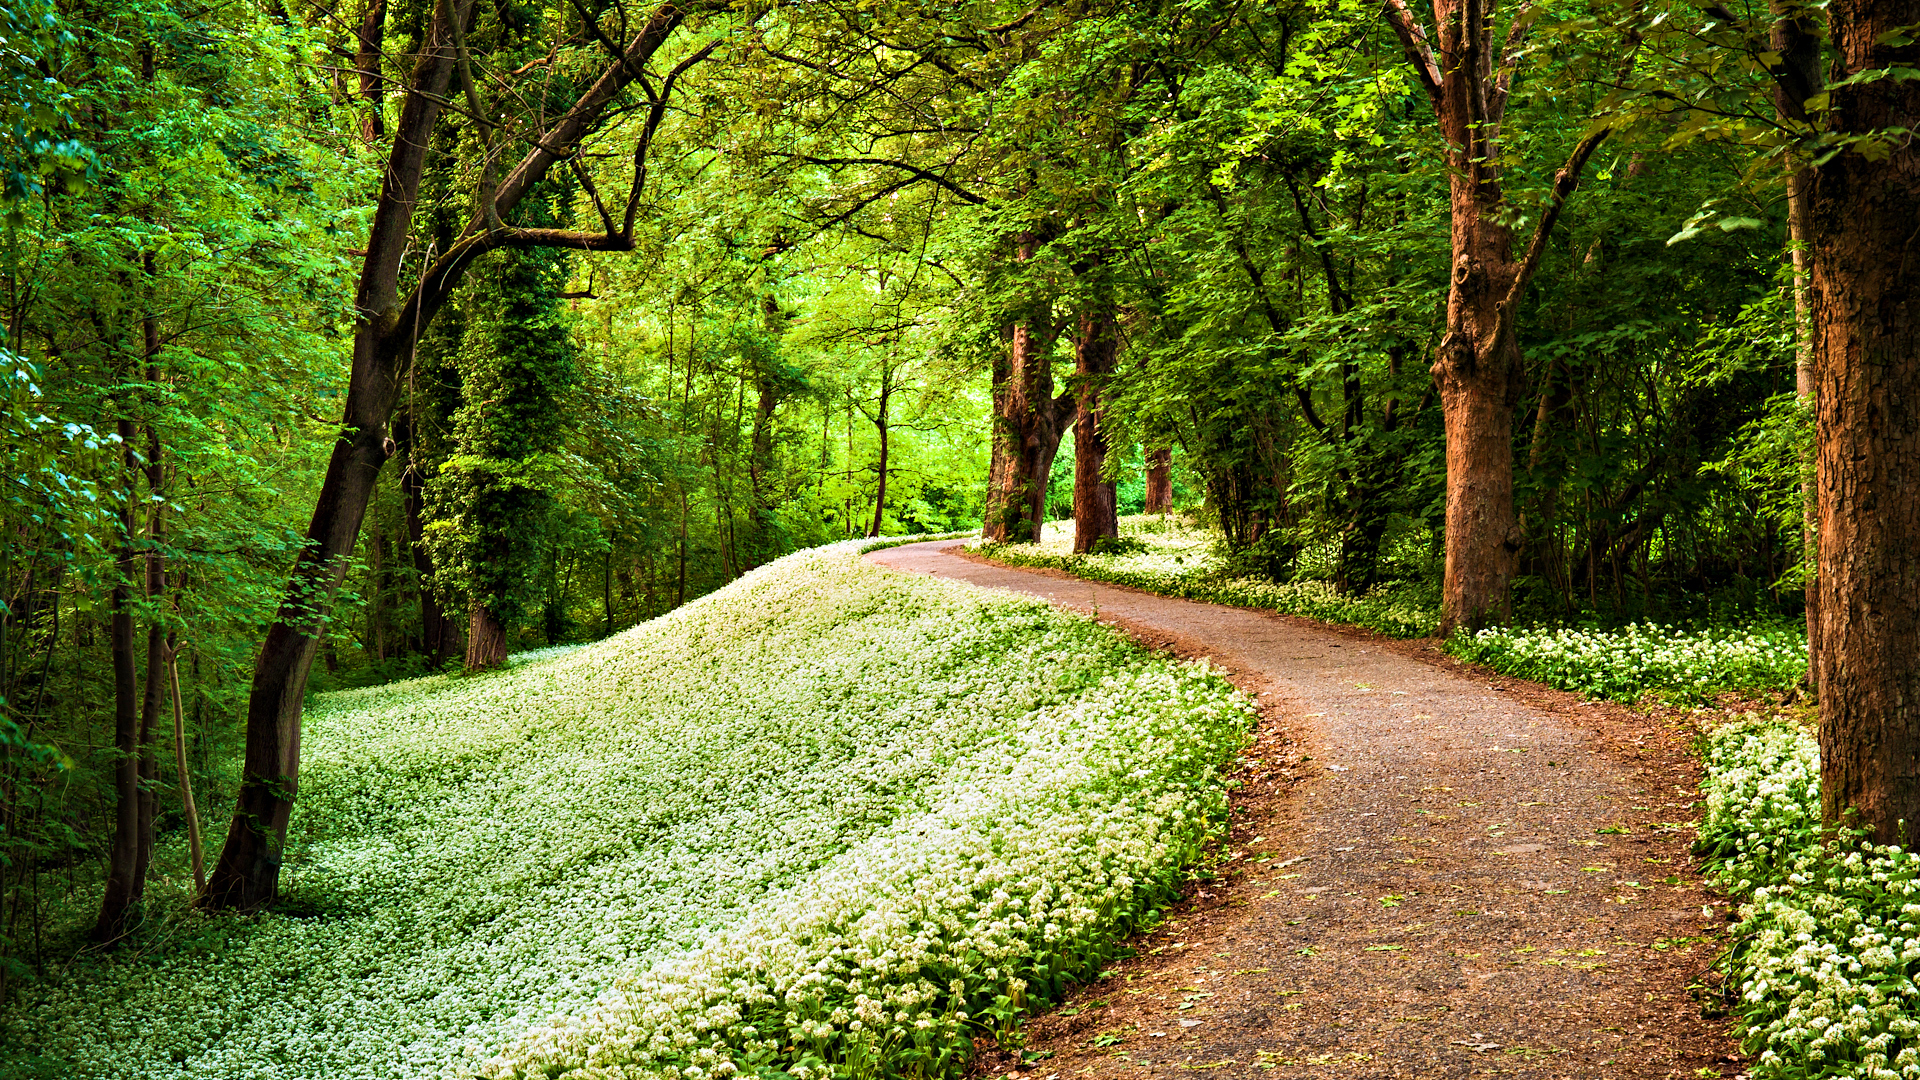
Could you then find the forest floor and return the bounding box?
[865,540,1744,1080]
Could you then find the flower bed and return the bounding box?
[1697,715,1920,1080]
[2,538,1252,1080]
[1448,622,1808,702]
[968,517,1437,638]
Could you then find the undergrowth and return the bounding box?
[968,517,1437,638]
[1449,622,1808,702]
[0,537,1251,1080]
[1697,715,1920,1079]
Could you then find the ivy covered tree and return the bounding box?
[426,241,579,670]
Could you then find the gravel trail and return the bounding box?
[865,540,1740,1080]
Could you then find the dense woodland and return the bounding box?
[1,0,1917,1014]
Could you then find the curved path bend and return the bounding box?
[866,540,1738,1080]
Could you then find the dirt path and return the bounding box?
[865,541,1741,1080]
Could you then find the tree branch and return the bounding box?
[1381,0,1444,113]
[797,155,990,206]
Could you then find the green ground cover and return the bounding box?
[1449,622,1809,702]
[0,539,1252,1080]
[968,517,1438,638]
[971,516,1807,703]
[1696,715,1920,1080]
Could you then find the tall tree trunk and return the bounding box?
[1071,308,1119,553]
[1384,0,1612,635]
[1808,0,1920,842]
[92,418,142,943]
[200,0,462,913]
[868,378,891,538]
[355,0,386,142]
[982,233,1073,543]
[133,420,164,898]
[746,294,784,562]
[1772,0,1822,688]
[1143,447,1172,513]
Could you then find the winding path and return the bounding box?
[866,540,1739,1080]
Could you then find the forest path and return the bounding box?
[865,541,1740,1080]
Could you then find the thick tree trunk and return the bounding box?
[982,316,1071,543]
[1433,254,1523,634]
[466,600,508,669]
[93,420,143,942]
[1071,309,1119,553]
[1384,0,1608,636]
[1143,447,1172,513]
[983,234,1072,543]
[1426,0,1524,637]
[200,1,461,911]
[1809,0,1920,842]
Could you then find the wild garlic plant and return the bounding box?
[1449,623,1808,702]
[2,539,1251,1080]
[1698,715,1920,1080]
[968,517,1437,638]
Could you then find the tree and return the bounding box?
[1797,0,1920,842]
[1382,0,1624,634]
[203,0,730,910]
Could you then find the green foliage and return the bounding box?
[0,0,92,212]
[1447,622,1809,702]
[424,241,579,641]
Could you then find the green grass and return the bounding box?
[0,538,1251,1080]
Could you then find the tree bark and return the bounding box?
[1382,0,1610,635]
[92,418,142,943]
[355,0,386,142]
[1071,308,1119,553]
[1143,447,1172,513]
[982,235,1072,542]
[466,600,509,669]
[133,421,164,899]
[868,377,891,538]
[1808,0,1920,842]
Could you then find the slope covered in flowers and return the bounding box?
[1697,715,1920,1079]
[968,517,1437,638]
[1,539,1252,1080]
